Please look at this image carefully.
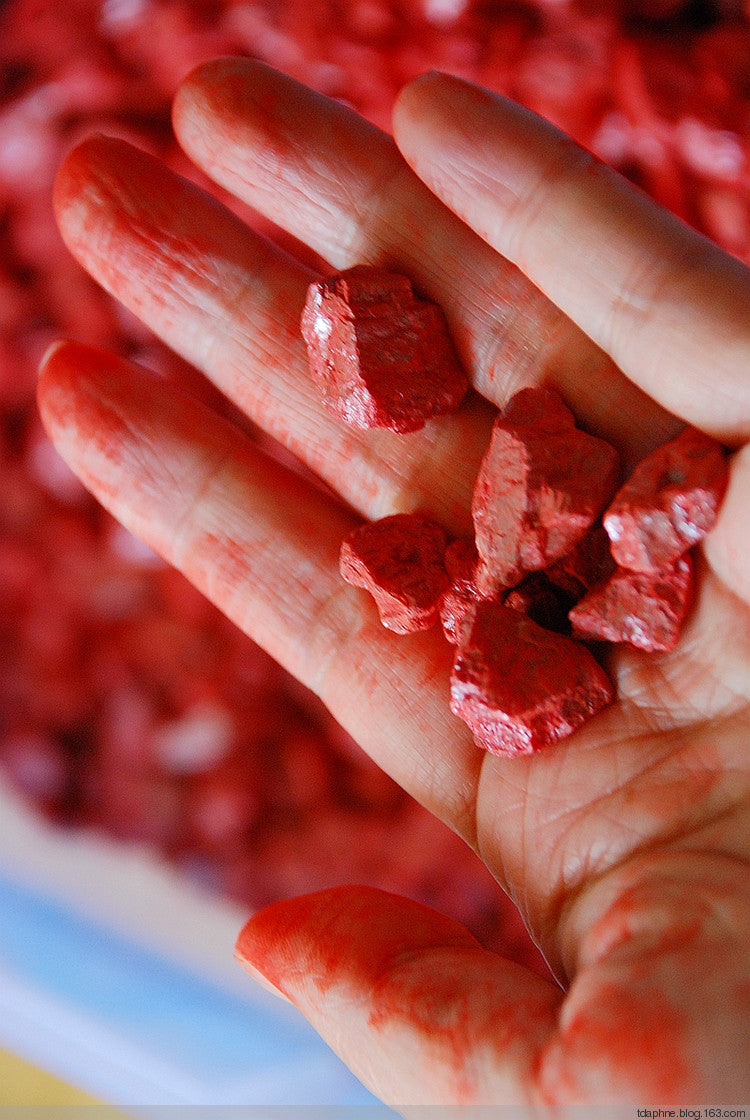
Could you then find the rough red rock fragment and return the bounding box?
[471,387,621,597]
[450,601,615,756]
[440,538,482,645]
[443,537,478,586]
[569,554,694,652]
[340,512,451,634]
[603,426,728,572]
[546,521,616,598]
[300,265,469,433]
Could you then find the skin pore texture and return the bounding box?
[38,61,750,1108]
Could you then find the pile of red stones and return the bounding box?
[304,266,728,756]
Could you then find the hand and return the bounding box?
[38,60,750,1108]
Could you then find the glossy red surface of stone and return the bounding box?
[450,601,615,756]
[439,538,482,645]
[301,266,469,433]
[471,388,620,597]
[546,521,617,598]
[340,511,451,633]
[569,554,694,652]
[603,426,728,572]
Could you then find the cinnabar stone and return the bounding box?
[569,554,694,652]
[440,538,482,645]
[450,601,615,756]
[546,521,616,598]
[603,426,727,572]
[340,512,451,633]
[301,265,469,433]
[472,387,620,596]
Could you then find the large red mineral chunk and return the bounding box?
[340,511,451,634]
[568,554,694,652]
[450,601,615,756]
[300,265,469,433]
[602,426,728,572]
[471,387,621,597]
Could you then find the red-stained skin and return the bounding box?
[236,885,561,1104]
[537,983,694,1103]
[235,885,483,998]
[37,343,141,508]
[236,884,700,1105]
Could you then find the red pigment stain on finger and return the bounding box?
[366,955,560,1103]
[235,885,482,999]
[175,61,298,191]
[237,885,560,1104]
[37,341,139,505]
[182,59,384,200]
[55,134,307,348]
[582,881,706,969]
[537,984,694,1104]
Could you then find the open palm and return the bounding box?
[39,60,750,1107]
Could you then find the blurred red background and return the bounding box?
[2,0,749,970]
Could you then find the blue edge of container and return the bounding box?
[0,871,392,1112]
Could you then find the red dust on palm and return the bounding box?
[301,266,469,433]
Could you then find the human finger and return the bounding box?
[393,71,750,445]
[172,57,674,458]
[235,884,562,1107]
[53,134,494,537]
[36,340,482,834]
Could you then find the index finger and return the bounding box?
[393,71,750,445]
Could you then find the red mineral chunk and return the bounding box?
[300,265,469,433]
[440,537,482,645]
[569,554,694,652]
[450,601,615,756]
[471,387,621,596]
[443,537,478,585]
[603,426,728,572]
[546,521,616,598]
[340,512,451,634]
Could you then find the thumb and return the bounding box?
[235,884,562,1107]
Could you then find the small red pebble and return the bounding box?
[300,265,469,433]
[569,554,694,652]
[440,537,482,645]
[603,426,728,572]
[472,387,620,596]
[450,601,615,756]
[340,512,451,634]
